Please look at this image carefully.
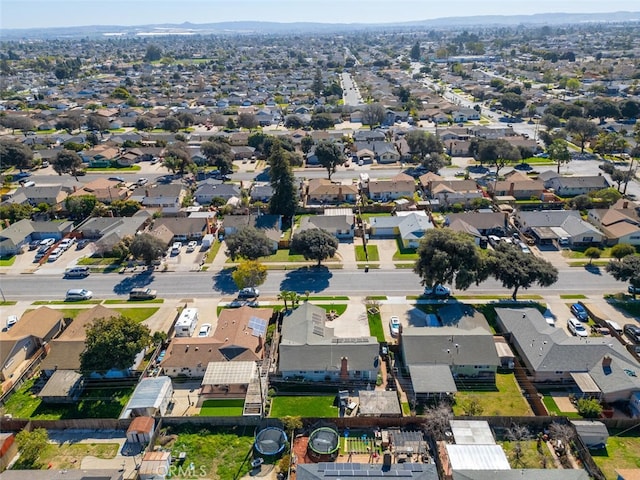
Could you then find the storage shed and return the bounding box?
[570,420,609,449]
[126,416,155,444]
[120,376,173,419]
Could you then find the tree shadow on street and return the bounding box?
[112,270,155,295]
[584,264,602,275]
[212,267,237,295]
[279,265,333,293]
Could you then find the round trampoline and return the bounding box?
[307,426,340,462]
[254,427,288,456]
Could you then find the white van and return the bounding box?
[65,288,93,301]
[175,308,198,337]
[64,266,90,278]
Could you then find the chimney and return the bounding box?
[72,185,77,192]
[623,201,629,209]
[145,189,150,197]
[340,357,349,380]
[257,335,263,352]
[602,356,612,368]
[509,182,515,197]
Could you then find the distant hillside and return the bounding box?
[2,11,639,39]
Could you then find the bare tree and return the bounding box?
[422,403,453,441]
[506,424,531,467]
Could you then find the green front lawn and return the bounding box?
[86,165,140,172]
[452,373,533,417]
[114,307,160,323]
[315,304,348,316]
[270,395,338,417]
[355,245,380,262]
[199,399,245,416]
[392,238,418,261]
[591,432,640,480]
[205,240,223,263]
[367,310,385,342]
[160,425,255,480]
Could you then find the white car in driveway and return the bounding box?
[389,316,401,337]
[198,323,211,337]
[568,317,588,337]
[186,241,198,252]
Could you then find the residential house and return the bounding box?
[445,212,508,236]
[369,212,434,248]
[367,173,416,201]
[76,214,149,252]
[82,145,119,167]
[12,185,69,208]
[199,360,260,404]
[587,202,640,246]
[445,139,473,157]
[488,172,545,200]
[296,463,439,480]
[67,178,128,204]
[495,307,640,404]
[401,304,499,401]
[116,148,144,166]
[0,219,73,256]
[151,217,209,242]
[545,175,610,197]
[0,307,65,382]
[515,210,604,246]
[423,179,484,207]
[298,213,355,240]
[250,183,274,202]
[278,303,379,383]
[161,306,272,378]
[193,181,240,205]
[130,184,186,215]
[40,305,122,377]
[230,146,256,160]
[353,140,400,163]
[221,214,282,250]
[451,108,480,122]
[307,179,358,205]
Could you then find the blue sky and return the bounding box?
[1,0,637,29]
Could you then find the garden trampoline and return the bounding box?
[254,427,288,456]
[307,426,340,462]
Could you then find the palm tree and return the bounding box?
[278,290,300,312]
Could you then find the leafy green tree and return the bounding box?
[315,140,345,180]
[309,113,335,130]
[201,137,234,174]
[585,99,621,124]
[86,114,110,132]
[576,398,603,418]
[410,41,421,61]
[129,233,167,264]
[488,243,559,300]
[161,116,182,133]
[291,228,338,266]
[547,139,571,174]
[500,92,526,116]
[53,149,83,177]
[232,260,267,289]
[15,428,49,469]
[238,112,259,131]
[301,135,314,155]
[405,130,446,169]
[0,138,33,171]
[176,112,195,130]
[268,140,298,218]
[477,139,521,176]
[540,113,561,130]
[610,243,636,261]
[65,195,97,220]
[566,117,598,153]
[584,247,602,265]
[285,115,305,129]
[362,102,386,129]
[164,142,192,175]
[278,290,300,311]
[144,45,162,62]
[80,315,152,376]
[414,229,486,291]
[606,255,640,298]
[0,115,34,133]
[110,199,141,217]
[311,68,323,97]
[134,116,155,131]
[589,187,622,206]
[0,202,33,222]
[225,226,274,261]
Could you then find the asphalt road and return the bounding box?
[0,266,625,301]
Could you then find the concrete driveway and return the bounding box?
[379,303,435,341]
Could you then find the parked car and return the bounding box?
[628,285,640,295]
[389,316,401,337]
[423,284,451,297]
[171,242,182,255]
[65,289,93,301]
[198,323,212,337]
[47,247,63,262]
[570,303,589,322]
[6,315,18,329]
[605,320,623,335]
[568,317,588,337]
[59,238,75,250]
[28,240,41,250]
[76,239,91,249]
[137,177,149,186]
[238,287,260,298]
[64,266,90,278]
[108,176,125,183]
[129,287,157,300]
[624,324,640,344]
[186,241,198,252]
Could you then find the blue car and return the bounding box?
[570,303,588,322]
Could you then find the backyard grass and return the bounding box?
[269,395,338,417]
[591,431,640,480]
[114,307,160,323]
[199,399,245,416]
[392,238,418,261]
[161,425,255,480]
[499,440,554,469]
[0,256,16,266]
[401,402,411,416]
[1,377,134,419]
[40,442,119,471]
[452,373,533,417]
[367,310,385,342]
[541,395,581,418]
[355,245,380,262]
